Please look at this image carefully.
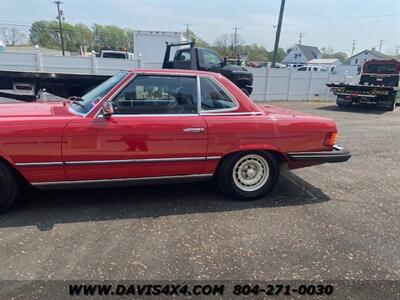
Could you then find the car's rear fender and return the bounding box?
[204,145,289,175]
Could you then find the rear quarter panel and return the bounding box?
[202,114,336,173]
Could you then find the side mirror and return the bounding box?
[102,101,114,117]
[223,57,227,66]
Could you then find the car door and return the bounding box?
[62,74,208,181]
[198,49,223,73]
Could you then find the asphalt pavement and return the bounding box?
[0,101,399,298]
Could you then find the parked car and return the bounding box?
[0,69,351,213]
[297,66,328,72]
[0,41,6,53]
[98,49,134,60]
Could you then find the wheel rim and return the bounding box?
[232,154,270,192]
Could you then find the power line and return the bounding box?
[378,40,384,52]
[351,39,356,56]
[298,32,304,45]
[286,10,400,19]
[232,26,240,57]
[54,1,65,56]
[184,23,191,41]
[272,0,286,68]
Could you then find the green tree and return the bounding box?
[320,47,348,63]
[238,44,269,61]
[183,29,209,48]
[268,48,286,63]
[30,20,56,48]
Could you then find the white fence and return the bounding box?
[249,67,359,101]
[0,51,359,101]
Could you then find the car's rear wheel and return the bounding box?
[217,151,279,200]
[0,161,19,213]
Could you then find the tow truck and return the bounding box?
[327,59,399,111]
[162,42,253,95]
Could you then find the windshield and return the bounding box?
[366,63,399,74]
[102,52,127,59]
[69,71,128,114]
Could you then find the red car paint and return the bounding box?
[0,69,341,185]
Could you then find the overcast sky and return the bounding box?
[2,0,399,55]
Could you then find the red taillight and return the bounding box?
[324,132,337,147]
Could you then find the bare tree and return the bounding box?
[0,27,27,46]
[214,34,232,57]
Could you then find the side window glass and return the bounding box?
[176,50,191,62]
[201,50,222,66]
[112,75,197,115]
[200,77,237,111]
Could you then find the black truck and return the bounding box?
[327,59,399,111]
[162,42,253,95]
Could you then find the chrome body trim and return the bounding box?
[32,173,214,190]
[15,162,64,167]
[201,111,263,116]
[287,145,351,163]
[16,156,222,167]
[65,156,210,166]
[206,156,222,160]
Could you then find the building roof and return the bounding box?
[350,49,387,59]
[297,44,321,61]
[308,58,341,65]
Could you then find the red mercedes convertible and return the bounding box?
[0,69,351,212]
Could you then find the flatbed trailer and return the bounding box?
[327,59,400,111]
[0,70,110,101]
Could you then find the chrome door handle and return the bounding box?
[182,127,205,133]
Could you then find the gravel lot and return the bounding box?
[0,101,399,297]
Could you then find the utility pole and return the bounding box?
[396,45,399,57]
[351,39,356,56]
[298,32,304,45]
[378,40,384,52]
[54,1,65,56]
[233,26,240,57]
[272,0,286,68]
[185,24,191,41]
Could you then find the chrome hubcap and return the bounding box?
[233,154,269,192]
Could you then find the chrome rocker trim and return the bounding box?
[16,156,222,167]
[32,174,214,190]
[287,145,352,163]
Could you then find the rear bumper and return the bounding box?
[287,145,351,163]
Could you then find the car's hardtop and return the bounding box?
[123,68,261,113]
[127,68,223,77]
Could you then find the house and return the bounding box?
[282,44,322,65]
[349,49,387,66]
[308,58,342,66]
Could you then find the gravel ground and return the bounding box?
[0,101,399,298]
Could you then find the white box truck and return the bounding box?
[134,30,183,67]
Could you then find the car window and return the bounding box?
[112,75,198,115]
[102,52,126,59]
[200,49,222,66]
[176,50,191,62]
[200,77,237,111]
[297,66,307,71]
[70,71,128,114]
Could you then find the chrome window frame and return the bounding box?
[198,75,240,114]
[68,71,131,118]
[97,73,201,118]
[90,72,256,118]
